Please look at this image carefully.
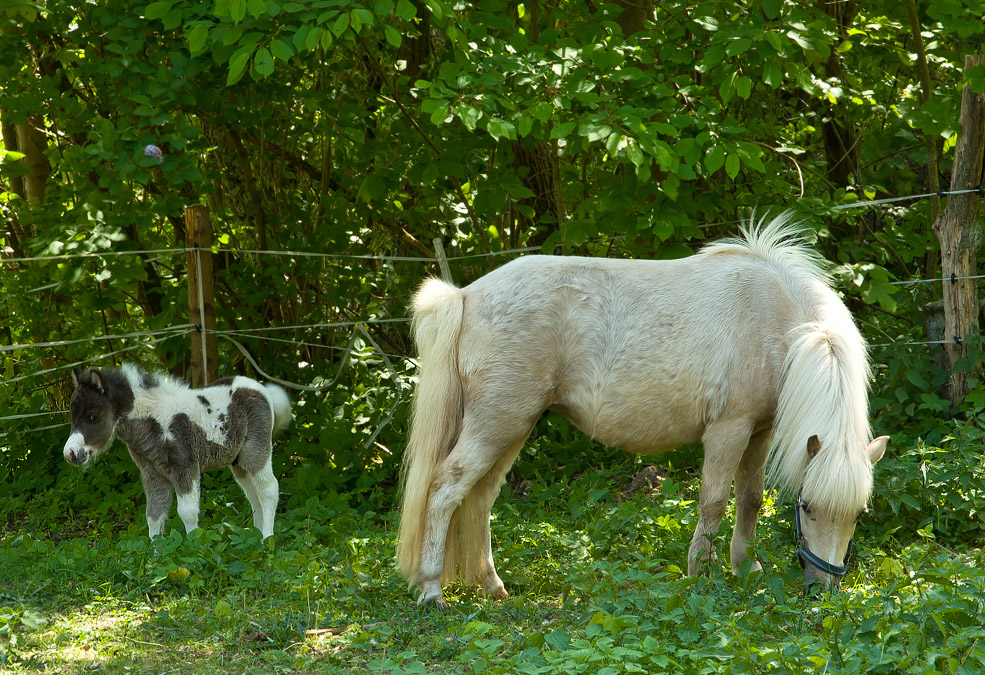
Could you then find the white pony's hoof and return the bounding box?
[731,560,763,576]
[417,591,447,608]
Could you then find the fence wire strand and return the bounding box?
[5,185,985,441]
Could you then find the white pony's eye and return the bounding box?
[800,501,811,516]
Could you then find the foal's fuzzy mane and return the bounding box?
[704,213,874,519]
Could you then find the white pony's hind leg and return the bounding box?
[688,419,753,575]
[729,429,770,574]
[176,478,201,534]
[474,437,527,599]
[417,426,529,606]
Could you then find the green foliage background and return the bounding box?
[2,0,985,671]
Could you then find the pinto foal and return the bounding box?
[64,364,291,539]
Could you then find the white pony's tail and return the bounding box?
[396,278,466,588]
[263,382,293,434]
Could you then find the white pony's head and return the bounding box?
[795,434,889,588]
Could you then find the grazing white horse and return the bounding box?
[396,215,888,606]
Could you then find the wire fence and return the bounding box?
[3,186,984,440]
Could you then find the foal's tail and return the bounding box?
[396,278,466,588]
[263,383,293,434]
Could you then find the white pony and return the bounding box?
[396,214,888,605]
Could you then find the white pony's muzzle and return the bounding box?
[63,431,90,466]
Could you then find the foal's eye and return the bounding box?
[87,412,100,423]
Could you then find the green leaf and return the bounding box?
[518,115,533,137]
[187,24,209,55]
[719,71,736,104]
[292,24,309,50]
[486,117,516,141]
[384,25,402,47]
[704,144,725,174]
[395,0,416,20]
[254,47,274,77]
[424,0,442,19]
[735,75,752,99]
[762,0,781,19]
[306,26,322,50]
[247,0,266,18]
[726,37,752,57]
[551,121,576,139]
[332,13,349,37]
[763,62,782,87]
[320,28,333,50]
[358,175,387,202]
[227,49,251,85]
[764,31,783,52]
[457,105,481,131]
[144,1,173,20]
[725,151,740,179]
[529,101,552,124]
[231,0,247,22]
[162,8,182,29]
[270,38,293,61]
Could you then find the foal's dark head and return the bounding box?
[64,368,134,467]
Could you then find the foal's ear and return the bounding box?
[71,368,83,388]
[806,434,821,460]
[866,435,889,466]
[91,370,108,394]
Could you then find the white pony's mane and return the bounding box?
[703,213,873,519]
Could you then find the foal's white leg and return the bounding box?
[688,419,752,575]
[729,429,770,574]
[231,464,264,531]
[140,466,173,539]
[251,456,279,540]
[176,478,202,534]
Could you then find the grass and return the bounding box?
[4,432,985,674]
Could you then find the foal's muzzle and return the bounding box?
[63,432,91,466]
[795,492,853,581]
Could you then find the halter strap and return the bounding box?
[794,491,853,579]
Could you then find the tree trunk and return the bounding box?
[15,118,50,208]
[932,54,985,409]
[613,0,649,37]
[816,0,860,188]
[1,119,26,257]
[511,139,564,247]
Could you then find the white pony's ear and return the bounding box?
[806,434,821,461]
[866,436,889,466]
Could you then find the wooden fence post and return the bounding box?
[932,54,985,408]
[186,205,219,387]
[432,237,453,283]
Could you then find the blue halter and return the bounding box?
[794,490,853,579]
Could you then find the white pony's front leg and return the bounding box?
[688,419,752,575]
[176,479,201,534]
